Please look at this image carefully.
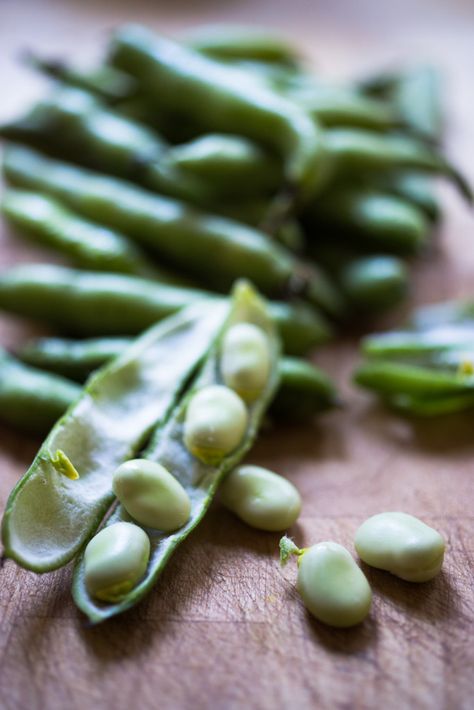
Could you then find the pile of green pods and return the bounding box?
[355,300,474,415]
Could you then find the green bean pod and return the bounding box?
[353,360,474,397]
[107,25,328,200]
[17,337,338,421]
[0,88,216,206]
[362,324,474,360]
[24,51,137,102]
[339,256,408,311]
[1,188,190,284]
[388,392,474,417]
[305,188,429,254]
[379,172,440,222]
[1,300,230,572]
[324,128,471,201]
[0,348,81,434]
[270,357,339,420]
[0,264,332,354]
[72,281,281,623]
[3,145,342,315]
[166,134,281,198]
[186,25,300,66]
[295,87,398,132]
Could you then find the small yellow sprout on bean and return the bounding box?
[220,465,301,531]
[84,522,150,603]
[355,512,445,582]
[112,459,191,532]
[280,537,372,628]
[220,323,271,402]
[183,384,248,464]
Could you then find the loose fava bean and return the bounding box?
[84,522,150,602]
[221,323,271,402]
[220,465,301,531]
[355,512,445,582]
[280,537,372,628]
[184,385,248,464]
[112,459,191,532]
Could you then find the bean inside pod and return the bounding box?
[220,322,271,402]
[112,459,191,532]
[84,522,150,602]
[183,384,248,464]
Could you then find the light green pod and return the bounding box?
[220,323,271,402]
[355,512,445,582]
[112,459,191,532]
[183,385,248,464]
[84,522,150,602]
[280,538,372,628]
[220,465,301,531]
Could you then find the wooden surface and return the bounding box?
[1,1,474,709]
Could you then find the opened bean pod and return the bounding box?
[73,281,281,621]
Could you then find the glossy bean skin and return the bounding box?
[305,187,429,254]
[107,25,328,200]
[184,385,249,464]
[3,145,342,315]
[280,538,372,628]
[84,522,150,602]
[355,512,445,582]
[220,323,271,402]
[324,128,471,201]
[1,189,179,282]
[0,264,331,354]
[0,348,81,434]
[112,460,191,532]
[220,465,301,531]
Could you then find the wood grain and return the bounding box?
[0,1,473,708]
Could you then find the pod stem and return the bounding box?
[279,535,306,566]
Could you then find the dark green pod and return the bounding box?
[353,360,474,397]
[0,348,80,434]
[3,145,342,315]
[1,188,187,284]
[306,188,429,254]
[271,357,338,421]
[324,128,471,201]
[107,25,328,200]
[340,256,408,311]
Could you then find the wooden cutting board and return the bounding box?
[0,2,473,708]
